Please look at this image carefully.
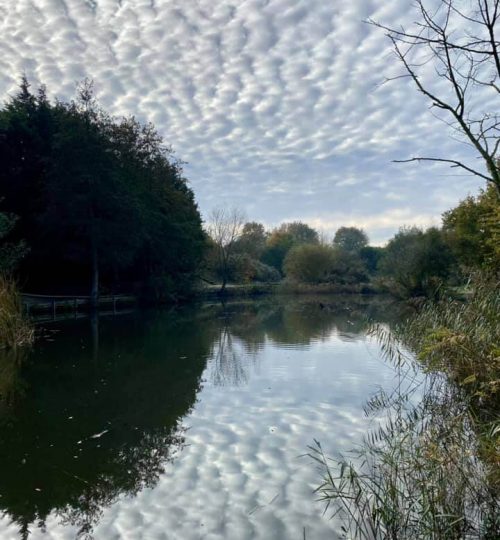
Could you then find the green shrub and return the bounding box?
[283,244,334,283]
[379,227,454,298]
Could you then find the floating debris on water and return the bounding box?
[90,429,109,439]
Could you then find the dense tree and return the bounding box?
[261,230,296,273]
[442,184,500,270]
[283,244,369,285]
[333,227,368,253]
[282,225,369,286]
[279,221,319,245]
[359,246,384,275]
[0,79,53,264]
[0,79,205,301]
[0,212,28,275]
[329,248,369,285]
[262,221,319,273]
[379,227,454,297]
[283,244,334,283]
[40,83,143,305]
[233,222,267,259]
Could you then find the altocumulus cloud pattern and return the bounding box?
[0,0,494,242]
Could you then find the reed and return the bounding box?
[0,276,34,349]
[309,275,499,539]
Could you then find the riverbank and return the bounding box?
[196,281,379,300]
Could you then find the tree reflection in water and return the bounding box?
[0,295,406,538]
[211,326,249,387]
[207,295,408,386]
[0,348,29,411]
[0,309,216,539]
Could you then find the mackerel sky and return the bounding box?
[0,0,494,243]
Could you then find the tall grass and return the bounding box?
[309,377,498,538]
[0,276,33,349]
[405,274,499,486]
[309,275,499,539]
[404,275,499,419]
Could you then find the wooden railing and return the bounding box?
[21,293,136,319]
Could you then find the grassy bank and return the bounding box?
[196,282,279,300]
[277,281,378,295]
[404,276,499,421]
[403,275,499,489]
[196,280,380,299]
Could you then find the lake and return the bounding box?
[0,295,409,539]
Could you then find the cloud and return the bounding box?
[305,208,441,245]
[0,0,493,242]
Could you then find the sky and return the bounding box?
[0,0,494,244]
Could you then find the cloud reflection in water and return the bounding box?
[0,297,406,539]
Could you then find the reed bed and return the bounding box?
[0,276,34,349]
[309,275,499,539]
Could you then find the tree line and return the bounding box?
[204,184,499,298]
[0,78,205,304]
[0,77,497,307]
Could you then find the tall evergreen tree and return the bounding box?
[0,79,205,301]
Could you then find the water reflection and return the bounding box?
[0,311,216,539]
[206,296,407,386]
[211,327,250,387]
[0,295,407,539]
[0,348,29,411]
[223,295,404,347]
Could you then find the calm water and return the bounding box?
[0,296,408,539]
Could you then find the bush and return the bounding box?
[283,244,334,283]
[379,227,454,298]
[228,254,281,283]
[328,248,368,284]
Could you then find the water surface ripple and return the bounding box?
[0,296,407,539]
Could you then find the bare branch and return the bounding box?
[370,0,500,195]
[206,207,246,292]
[393,157,492,181]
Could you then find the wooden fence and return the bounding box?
[21,293,136,319]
